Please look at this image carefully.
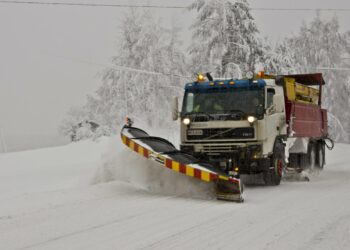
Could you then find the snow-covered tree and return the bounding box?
[263,40,301,74]
[59,106,109,141]
[289,14,350,142]
[78,9,188,135]
[59,106,89,140]
[189,0,264,78]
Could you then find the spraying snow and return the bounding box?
[93,135,216,200]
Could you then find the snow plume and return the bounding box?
[93,134,216,200]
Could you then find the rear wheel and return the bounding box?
[309,143,316,171]
[300,142,316,171]
[316,141,325,169]
[264,141,285,186]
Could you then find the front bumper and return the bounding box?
[180,142,270,174]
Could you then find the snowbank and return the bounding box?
[1,134,350,250]
[0,137,109,199]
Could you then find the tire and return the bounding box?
[316,141,325,169]
[288,153,299,168]
[299,153,308,170]
[264,141,285,186]
[288,153,303,173]
[309,143,316,171]
[300,142,316,171]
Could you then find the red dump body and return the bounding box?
[282,74,328,139]
[285,101,328,138]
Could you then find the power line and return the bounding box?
[40,52,192,79]
[318,67,350,71]
[251,7,350,12]
[0,0,186,9]
[1,0,350,12]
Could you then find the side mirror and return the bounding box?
[171,96,179,121]
[273,94,284,113]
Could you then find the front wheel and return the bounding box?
[264,141,285,186]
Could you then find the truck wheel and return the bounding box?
[317,141,325,169]
[300,154,307,170]
[264,142,285,186]
[288,153,299,170]
[309,143,316,171]
[300,143,316,171]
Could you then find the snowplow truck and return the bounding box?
[172,73,329,185]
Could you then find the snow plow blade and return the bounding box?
[121,125,243,202]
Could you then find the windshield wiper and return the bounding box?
[184,112,214,121]
[225,109,246,119]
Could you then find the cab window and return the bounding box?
[267,88,275,108]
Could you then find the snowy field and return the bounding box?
[0,136,350,250]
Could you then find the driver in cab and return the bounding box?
[193,97,223,113]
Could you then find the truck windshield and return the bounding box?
[182,88,264,119]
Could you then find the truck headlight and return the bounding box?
[247,116,256,123]
[183,118,191,125]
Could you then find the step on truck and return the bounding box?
[121,72,331,202]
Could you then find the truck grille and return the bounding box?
[187,127,254,140]
[202,144,238,154]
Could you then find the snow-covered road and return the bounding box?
[0,137,349,250]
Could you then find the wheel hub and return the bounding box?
[276,159,283,176]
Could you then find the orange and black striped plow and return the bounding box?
[121,126,243,202]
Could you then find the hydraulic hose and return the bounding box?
[325,137,335,150]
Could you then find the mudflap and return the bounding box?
[121,125,243,202]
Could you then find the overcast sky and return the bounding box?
[1,0,350,151]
